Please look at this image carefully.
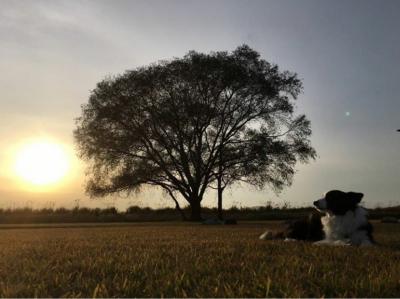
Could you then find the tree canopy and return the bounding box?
[74,45,316,220]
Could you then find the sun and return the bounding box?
[14,140,70,186]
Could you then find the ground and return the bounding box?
[0,221,399,297]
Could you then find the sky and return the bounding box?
[0,0,399,210]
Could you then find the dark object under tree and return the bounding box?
[74,45,316,221]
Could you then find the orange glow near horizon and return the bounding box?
[13,140,70,190]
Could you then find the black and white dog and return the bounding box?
[259,190,374,246]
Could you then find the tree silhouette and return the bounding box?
[74,45,316,221]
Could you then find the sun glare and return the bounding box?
[14,141,70,186]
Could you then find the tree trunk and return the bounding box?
[217,147,225,220]
[217,177,224,220]
[175,202,187,221]
[189,199,202,221]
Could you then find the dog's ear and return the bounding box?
[347,192,364,204]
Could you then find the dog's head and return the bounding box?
[313,190,364,215]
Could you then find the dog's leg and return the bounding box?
[259,230,285,240]
[313,239,350,246]
[333,239,351,246]
[313,239,331,245]
[284,238,297,242]
[350,231,373,246]
[259,231,274,240]
[359,239,373,246]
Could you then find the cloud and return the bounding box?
[0,1,128,64]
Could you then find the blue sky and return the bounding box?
[0,0,399,209]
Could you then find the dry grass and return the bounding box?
[0,222,399,297]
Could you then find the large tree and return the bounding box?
[74,45,316,221]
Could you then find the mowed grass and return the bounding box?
[0,222,400,298]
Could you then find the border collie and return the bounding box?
[259,190,374,246]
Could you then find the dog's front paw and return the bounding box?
[284,238,297,242]
[333,240,351,246]
[314,239,350,246]
[313,239,330,246]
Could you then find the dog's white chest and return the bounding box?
[321,207,368,241]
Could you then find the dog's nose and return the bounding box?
[313,200,319,207]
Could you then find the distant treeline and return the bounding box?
[0,204,399,224]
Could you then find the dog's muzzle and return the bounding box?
[313,198,327,211]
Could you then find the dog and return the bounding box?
[259,190,374,246]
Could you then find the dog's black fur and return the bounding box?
[283,212,324,241]
[261,212,325,241]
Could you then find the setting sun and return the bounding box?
[14,141,70,186]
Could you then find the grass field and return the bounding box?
[1,222,400,298]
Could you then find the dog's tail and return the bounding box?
[259,230,285,240]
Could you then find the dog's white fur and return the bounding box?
[314,198,372,246]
